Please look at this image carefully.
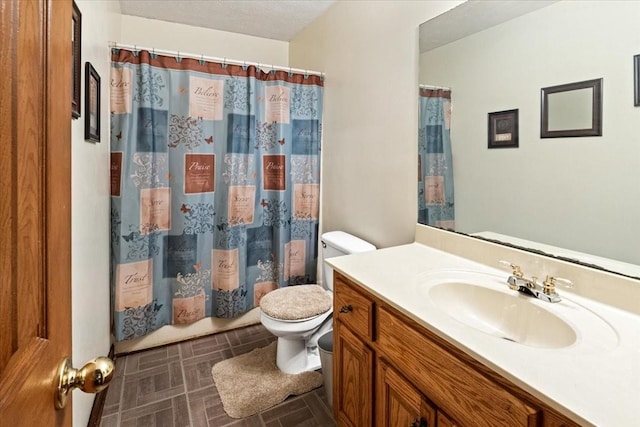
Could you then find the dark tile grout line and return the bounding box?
[177,343,192,427]
[114,354,125,426]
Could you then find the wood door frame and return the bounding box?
[0,0,73,424]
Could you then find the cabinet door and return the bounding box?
[376,359,437,427]
[334,321,374,427]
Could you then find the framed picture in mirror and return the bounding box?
[541,78,602,138]
[488,109,519,149]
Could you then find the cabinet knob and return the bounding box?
[339,304,353,313]
[410,418,428,427]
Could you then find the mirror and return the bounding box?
[541,78,602,138]
[419,1,640,279]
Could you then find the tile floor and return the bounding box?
[99,324,336,427]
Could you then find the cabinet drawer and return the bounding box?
[334,273,374,341]
[377,306,539,427]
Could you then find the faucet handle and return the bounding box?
[498,260,524,278]
[542,275,573,295]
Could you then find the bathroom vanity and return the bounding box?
[333,272,573,426]
[327,227,640,427]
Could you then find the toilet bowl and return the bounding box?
[259,231,376,374]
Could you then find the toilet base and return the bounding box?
[275,337,321,374]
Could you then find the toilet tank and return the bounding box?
[321,231,376,291]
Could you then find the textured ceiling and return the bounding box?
[420,0,558,53]
[119,0,336,41]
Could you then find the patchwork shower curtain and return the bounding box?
[418,87,455,228]
[110,49,323,341]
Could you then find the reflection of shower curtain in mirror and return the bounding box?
[110,49,323,341]
[418,87,455,229]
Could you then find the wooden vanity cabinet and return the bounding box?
[332,272,582,427]
[437,411,459,427]
[334,321,373,427]
[377,306,538,426]
[333,273,375,427]
[376,359,436,427]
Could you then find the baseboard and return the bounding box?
[114,307,261,355]
[86,344,115,427]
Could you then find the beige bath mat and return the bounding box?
[211,342,323,418]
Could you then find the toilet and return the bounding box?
[259,231,376,374]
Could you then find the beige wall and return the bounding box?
[71,1,121,425]
[420,1,640,264]
[290,1,463,249]
[119,15,289,66]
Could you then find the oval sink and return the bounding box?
[415,270,618,351]
[428,281,576,348]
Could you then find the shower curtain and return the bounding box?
[110,49,323,341]
[418,87,455,229]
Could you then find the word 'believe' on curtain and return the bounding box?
[110,49,323,341]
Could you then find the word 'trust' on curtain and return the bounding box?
[110,49,323,341]
[418,87,455,229]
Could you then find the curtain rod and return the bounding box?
[110,42,324,78]
[420,84,451,90]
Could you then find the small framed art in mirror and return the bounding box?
[540,78,602,138]
[488,109,519,149]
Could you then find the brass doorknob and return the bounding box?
[55,356,115,409]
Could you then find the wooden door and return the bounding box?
[333,321,373,427]
[376,360,437,427]
[0,0,73,425]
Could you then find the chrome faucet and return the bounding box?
[499,261,573,303]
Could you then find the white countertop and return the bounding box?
[327,242,640,427]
